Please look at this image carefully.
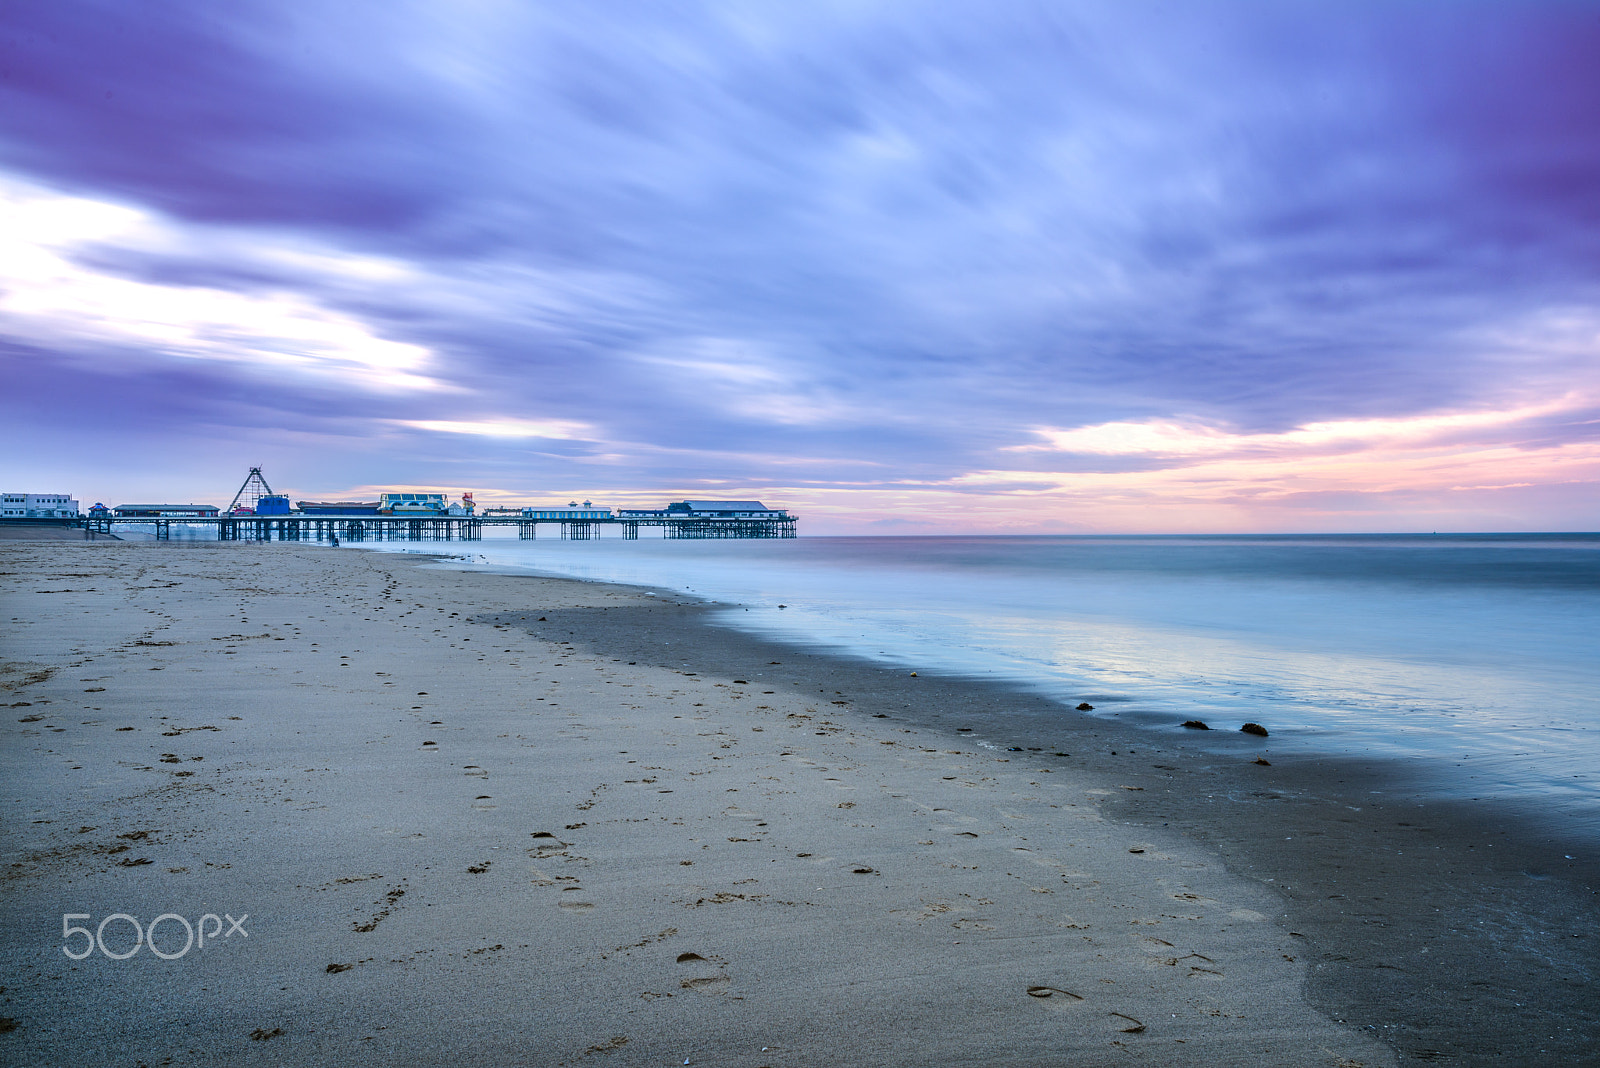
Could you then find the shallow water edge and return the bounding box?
[397,547,1600,1065]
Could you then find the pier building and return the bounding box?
[520,505,613,520]
[378,492,449,513]
[112,504,220,517]
[297,502,381,515]
[516,503,614,541]
[616,500,788,520]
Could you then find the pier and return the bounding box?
[58,476,800,542]
[82,513,796,542]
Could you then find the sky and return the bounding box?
[1,1,1597,534]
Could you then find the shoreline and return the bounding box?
[423,547,1600,1064]
[383,533,1600,839]
[2,541,1592,1065]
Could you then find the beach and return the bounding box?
[2,542,1594,1066]
[0,525,121,541]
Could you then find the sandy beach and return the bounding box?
[2,542,1593,1066]
[0,525,121,541]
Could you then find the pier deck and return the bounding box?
[82,514,797,542]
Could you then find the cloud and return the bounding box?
[1,2,1597,529]
[951,409,1600,524]
[0,179,448,392]
[392,418,593,440]
[1014,395,1596,459]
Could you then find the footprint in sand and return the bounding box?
[1170,890,1217,905]
[1012,846,1071,871]
[1026,988,1146,1033]
[675,951,731,994]
[1138,940,1223,977]
[1026,986,1084,1013]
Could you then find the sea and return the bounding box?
[367,533,1600,835]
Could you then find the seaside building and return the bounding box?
[231,495,291,516]
[254,495,292,515]
[297,501,382,515]
[520,503,613,520]
[112,504,221,517]
[615,500,789,520]
[1,493,80,518]
[378,492,448,514]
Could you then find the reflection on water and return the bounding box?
[370,533,1600,829]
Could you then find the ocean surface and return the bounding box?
[368,533,1600,833]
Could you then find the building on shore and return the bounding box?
[1,493,79,518]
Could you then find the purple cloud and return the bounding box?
[2,1,1596,528]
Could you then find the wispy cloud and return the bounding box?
[392,418,593,440]
[1012,395,1594,459]
[0,180,447,392]
[943,405,1600,532]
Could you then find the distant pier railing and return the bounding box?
[83,514,797,542]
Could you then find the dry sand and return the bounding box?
[0,541,1568,1065]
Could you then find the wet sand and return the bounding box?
[1,542,1592,1065]
[0,525,120,541]
[520,585,1600,1066]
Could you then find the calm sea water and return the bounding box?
[370,533,1600,830]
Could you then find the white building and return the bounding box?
[1,493,80,518]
